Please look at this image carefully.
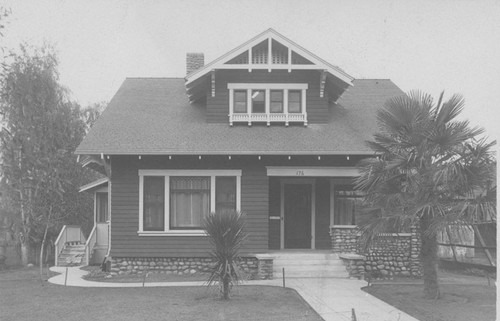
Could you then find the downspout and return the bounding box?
[104,155,112,260]
[106,179,111,258]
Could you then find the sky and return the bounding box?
[2,0,500,141]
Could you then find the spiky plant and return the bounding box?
[203,210,247,300]
[355,91,496,299]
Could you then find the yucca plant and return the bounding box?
[203,210,247,300]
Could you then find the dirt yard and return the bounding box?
[363,271,496,321]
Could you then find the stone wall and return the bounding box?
[330,226,360,253]
[339,253,366,279]
[330,226,422,278]
[109,256,273,280]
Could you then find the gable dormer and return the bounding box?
[185,29,354,126]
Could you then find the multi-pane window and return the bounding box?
[251,90,266,113]
[170,177,210,229]
[288,90,301,113]
[334,185,362,225]
[270,90,283,113]
[143,176,165,231]
[234,90,247,113]
[139,171,241,234]
[228,84,307,122]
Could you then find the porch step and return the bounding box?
[57,244,86,267]
[270,251,348,279]
[274,269,347,278]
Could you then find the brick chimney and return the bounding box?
[186,53,204,75]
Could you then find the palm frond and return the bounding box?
[434,93,465,125]
[357,90,495,250]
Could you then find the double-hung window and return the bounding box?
[288,90,302,113]
[234,90,247,113]
[138,170,241,236]
[270,90,283,113]
[251,90,266,113]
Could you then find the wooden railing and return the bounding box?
[84,226,97,266]
[54,225,86,267]
[229,112,307,126]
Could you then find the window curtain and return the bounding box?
[170,177,210,228]
[143,176,165,231]
[215,177,236,211]
[334,190,361,225]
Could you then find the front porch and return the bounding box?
[55,178,110,267]
[266,167,364,251]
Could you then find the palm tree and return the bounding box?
[203,210,247,300]
[355,91,496,299]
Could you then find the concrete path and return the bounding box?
[49,266,419,321]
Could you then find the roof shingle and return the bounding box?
[75,78,404,155]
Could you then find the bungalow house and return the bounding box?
[55,29,422,279]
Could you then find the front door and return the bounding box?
[284,184,312,249]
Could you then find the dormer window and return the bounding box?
[270,90,283,113]
[234,90,247,113]
[228,83,308,126]
[252,90,266,113]
[288,90,302,113]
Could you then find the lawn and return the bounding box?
[0,267,323,321]
[364,275,496,321]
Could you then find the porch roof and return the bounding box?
[75,78,404,156]
[79,178,108,193]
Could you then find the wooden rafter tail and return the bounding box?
[211,70,215,97]
[320,70,327,98]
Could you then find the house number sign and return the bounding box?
[296,170,305,176]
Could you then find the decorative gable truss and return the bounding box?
[185,29,355,125]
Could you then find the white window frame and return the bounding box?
[228,83,308,126]
[138,169,242,236]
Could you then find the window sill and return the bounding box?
[138,230,207,236]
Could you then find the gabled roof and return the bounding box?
[75,78,404,156]
[185,29,354,103]
[186,28,354,85]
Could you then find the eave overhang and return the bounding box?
[75,150,377,156]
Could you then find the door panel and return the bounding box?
[284,184,312,249]
[96,223,109,246]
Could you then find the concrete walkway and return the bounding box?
[49,266,419,321]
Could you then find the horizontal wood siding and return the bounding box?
[110,156,269,257]
[315,178,331,249]
[241,166,269,253]
[207,70,328,124]
[268,177,281,249]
